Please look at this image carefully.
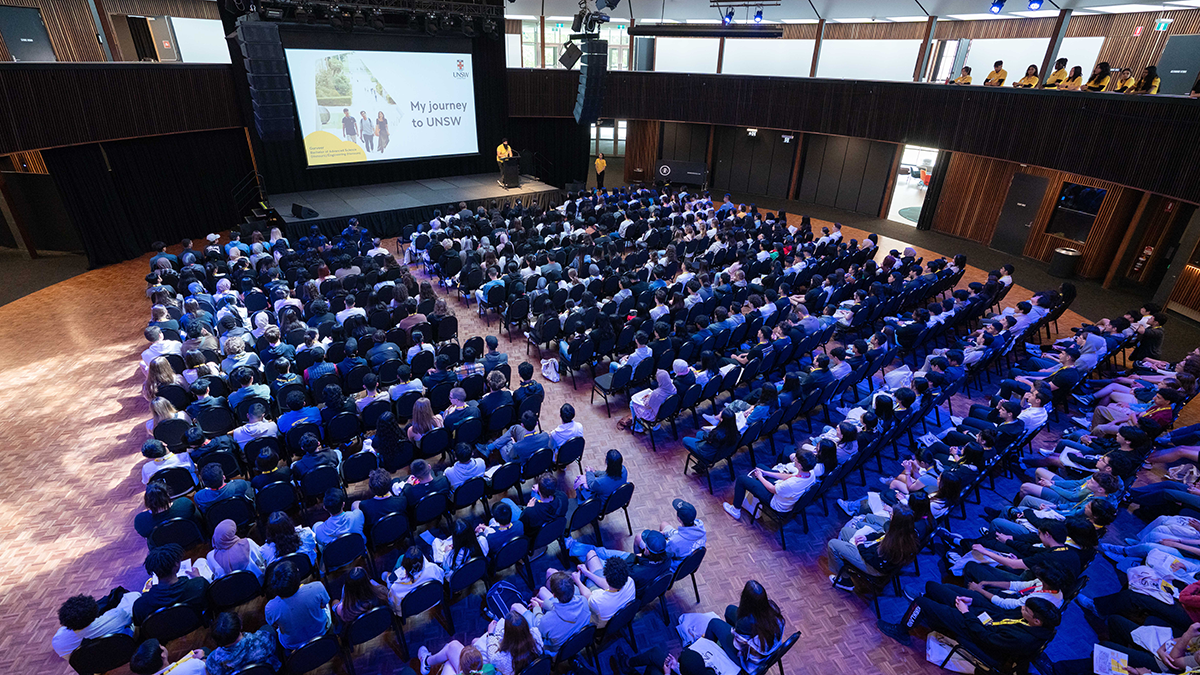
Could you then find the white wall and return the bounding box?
[816,39,922,81]
[721,39,815,77]
[170,18,230,64]
[505,33,522,67]
[654,37,720,74]
[962,36,1105,82]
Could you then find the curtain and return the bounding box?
[127,17,157,61]
[43,129,254,268]
[42,144,141,268]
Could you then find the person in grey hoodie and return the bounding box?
[514,570,592,656]
[661,499,707,571]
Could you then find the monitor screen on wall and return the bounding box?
[283,47,479,167]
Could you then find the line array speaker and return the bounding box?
[573,39,607,125]
[235,19,296,142]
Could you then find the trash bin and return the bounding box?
[1048,247,1082,278]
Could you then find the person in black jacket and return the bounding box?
[878,595,1060,665]
[516,476,568,541]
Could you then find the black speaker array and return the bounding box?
[573,39,607,125]
[235,20,296,142]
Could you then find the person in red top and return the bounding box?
[1089,389,1182,437]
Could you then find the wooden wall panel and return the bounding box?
[936,17,1057,40]
[932,152,1143,279]
[507,69,1200,204]
[5,150,49,173]
[824,22,927,40]
[1168,263,1200,313]
[505,19,522,34]
[1069,10,1200,72]
[105,0,217,18]
[623,119,660,184]
[0,0,106,62]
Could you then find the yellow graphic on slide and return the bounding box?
[303,130,368,166]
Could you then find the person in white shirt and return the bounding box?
[335,294,367,326]
[549,404,584,450]
[828,347,852,381]
[1017,388,1050,432]
[723,451,819,520]
[52,591,141,659]
[367,239,391,258]
[232,403,279,448]
[141,326,182,372]
[566,555,636,627]
[141,438,197,485]
[128,639,207,675]
[443,442,487,488]
[313,488,365,549]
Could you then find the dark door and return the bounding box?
[990,172,1049,257]
[0,6,57,62]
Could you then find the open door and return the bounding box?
[990,173,1049,257]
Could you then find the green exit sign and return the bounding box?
[1155,18,1173,31]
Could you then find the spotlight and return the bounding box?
[425,13,439,34]
[572,10,586,32]
[1027,0,1041,8]
[329,7,343,28]
[596,0,621,9]
[989,0,1005,13]
[724,8,734,24]
[368,9,384,31]
[461,17,477,37]
[754,8,762,23]
[482,18,497,36]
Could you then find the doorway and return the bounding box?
[886,145,939,227]
[991,173,1050,256]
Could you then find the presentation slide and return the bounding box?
[283,48,479,167]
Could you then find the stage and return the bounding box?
[268,172,561,239]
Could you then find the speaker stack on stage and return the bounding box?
[235,19,296,142]
[573,39,607,124]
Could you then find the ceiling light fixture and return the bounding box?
[990,0,1005,13]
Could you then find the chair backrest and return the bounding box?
[603,481,635,516]
[324,412,361,446]
[600,599,639,640]
[654,394,681,422]
[154,466,196,499]
[517,656,552,675]
[447,556,489,595]
[149,516,204,549]
[208,569,262,610]
[447,475,485,510]
[370,511,410,551]
[530,515,567,551]
[393,390,422,419]
[555,436,585,468]
[640,572,673,607]
[198,406,237,436]
[749,632,802,675]
[197,449,241,480]
[322,533,366,574]
[487,462,522,495]
[418,426,450,459]
[206,495,256,530]
[553,624,597,666]
[400,579,445,618]
[140,603,203,643]
[671,545,706,582]
[345,604,393,647]
[522,448,555,480]
[299,464,341,498]
[341,450,380,485]
[284,634,340,675]
[569,497,603,532]
[152,417,192,452]
[70,632,137,675]
[492,536,530,572]
[255,481,298,516]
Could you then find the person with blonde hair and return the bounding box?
[143,356,185,401]
[408,397,444,443]
[146,397,189,435]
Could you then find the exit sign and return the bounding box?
[1133,26,1143,36]
[1155,18,1173,31]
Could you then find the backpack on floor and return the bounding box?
[484,579,527,621]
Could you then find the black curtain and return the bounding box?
[42,144,140,267]
[916,150,950,232]
[43,129,255,268]
[127,17,157,61]
[505,117,591,189]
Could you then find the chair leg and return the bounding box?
[691,573,700,603]
[659,595,669,625]
[623,506,632,535]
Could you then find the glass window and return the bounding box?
[1044,182,1107,243]
[520,19,540,68]
[932,41,959,82]
[900,145,939,170]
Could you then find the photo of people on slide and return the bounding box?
[285,47,479,167]
[313,53,400,159]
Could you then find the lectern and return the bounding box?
[499,155,521,188]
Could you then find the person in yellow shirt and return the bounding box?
[983,61,1007,87]
[1131,65,1161,95]
[951,66,972,85]
[1013,65,1039,89]
[496,138,513,172]
[1084,62,1112,92]
[1042,58,1069,89]
[1062,66,1084,91]
[594,152,607,188]
[1111,67,1136,93]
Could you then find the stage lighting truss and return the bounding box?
[251,0,503,25]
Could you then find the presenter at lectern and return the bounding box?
[496,138,513,172]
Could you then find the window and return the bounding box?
[1044,182,1107,243]
[520,19,539,68]
[589,119,627,157]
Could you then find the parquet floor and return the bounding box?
[0,220,1091,675]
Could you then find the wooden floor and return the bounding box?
[0,221,1089,675]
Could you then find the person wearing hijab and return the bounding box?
[206,519,266,579]
[626,370,677,433]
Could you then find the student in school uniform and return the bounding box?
[951,66,972,85]
[1012,65,1039,89]
[1111,67,1136,93]
[1042,58,1068,89]
[983,61,1007,87]
[1084,62,1112,92]
[1062,66,1084,91]
[1131,65,1161,95]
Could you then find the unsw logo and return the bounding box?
[453,60,470,79]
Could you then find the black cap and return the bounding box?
[673,499,697,526]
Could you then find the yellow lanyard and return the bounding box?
[985,618,1028,627]
[162,655,196,675]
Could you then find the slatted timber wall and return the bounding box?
[505,19,522,34]
[4,150,49,173]
[623,119,661,185]
[0,0,221,62]
[1168,264,1200,312]
[1071,10,1200,72]
[931,152,1143,279]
